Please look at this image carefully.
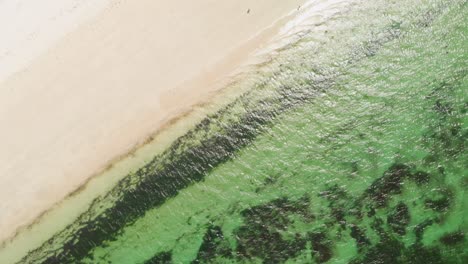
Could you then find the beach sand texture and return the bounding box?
[0,0,308,245]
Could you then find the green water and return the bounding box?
[20,0,467,263]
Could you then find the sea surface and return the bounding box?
[16,0,467,263]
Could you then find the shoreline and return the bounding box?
[0,0,316,260]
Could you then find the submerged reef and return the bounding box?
[187,162,466,264]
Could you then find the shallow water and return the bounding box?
[18,0,467,263]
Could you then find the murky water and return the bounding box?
[18,0,467,263]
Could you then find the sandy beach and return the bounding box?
[0,0,309,248]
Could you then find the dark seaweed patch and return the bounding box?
[367,206,376,217]
[349,225,371,250]
[370,217,386,239]
[309,231,333,263]
[234,197,310,263]
[411,171,431,185]
[320,185,351,226]
[365,163,412,207]
[319,185,348,203]
[424,188,453,212]
[192,225,232,263]
[350,237,404,264]
[433,99,453,114]
[401,244,444,264]
[144,251,172,264]
[439,231,465,246]
[424,197,451,212]
[387,202,410,235]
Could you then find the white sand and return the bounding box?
[0,0,112,81]
[0,0,309,246]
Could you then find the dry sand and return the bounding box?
[0,0,309,245]
[0,0,112,81]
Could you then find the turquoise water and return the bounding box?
[18,0,467,263]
